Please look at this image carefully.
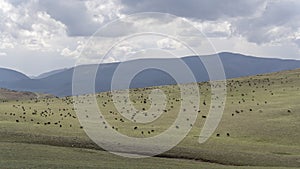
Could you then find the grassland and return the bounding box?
[0,69,300,168]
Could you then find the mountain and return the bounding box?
[33,68,69,79]
[0,68,30,82]
[1,52,300,97]
[219,52,300,77]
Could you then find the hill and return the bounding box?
[0,68,299,168]
[0,88,37,101]
[0,68,29,82]
[0,88,53,101]
[1,52,300,96]
[32,68,69,79]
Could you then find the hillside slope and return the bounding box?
[0,88,53,101]
[33,68,69,79]
[0,68,29,82]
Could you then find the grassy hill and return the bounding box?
[0,69,299,168]
[0,88,52,101]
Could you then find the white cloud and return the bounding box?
[157,38,183,50]
[193,20,232,38]
[0,0,12,12]
[0,51,7,56]
[1,0,300,75]
[232,0,300,47]
[85,0,124,24]
[61,47,79,58]
[37,0,123,36]
[120,0,267,20]
[0,33,15,49]
[0,0,67,51]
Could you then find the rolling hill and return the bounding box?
[32,68,69,79]
[0,88,37,101]
[0,88,53,101]
[0,68,29,82]
[1,52,300,96]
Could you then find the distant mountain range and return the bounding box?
[0,68,30,82]
[1,52,300,97]
[31,68,69,79]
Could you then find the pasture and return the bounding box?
[0,69,300,168]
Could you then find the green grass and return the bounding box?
[3,142,298,169]
[1,69,300,168]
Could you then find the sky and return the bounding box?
[0,0,300,76]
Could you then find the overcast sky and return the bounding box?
[0,0,300,76]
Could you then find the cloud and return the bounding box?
[295,38,300,48]
[1,0,300,76]
[38,0,122,36]
[232,0,300,45]
[0,0,67,51]
[185,19,232,38]
[96,19,137,37]
[120,0,266,20]
[60,47,79,58]
[38,0,98,36]
[0,52,7,56]
[119,0,300,51]
[157,38,182,50]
